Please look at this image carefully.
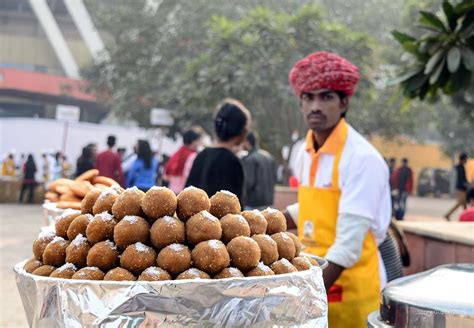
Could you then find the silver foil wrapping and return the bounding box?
[42,202,64,226]
[14,258,328,327]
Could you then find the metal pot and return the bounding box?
[368,263,474,327]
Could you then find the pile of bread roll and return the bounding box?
[44,169,119,210]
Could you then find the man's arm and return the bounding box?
[323,262,344,291]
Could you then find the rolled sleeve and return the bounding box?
[325,213,371,268]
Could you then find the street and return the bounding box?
[0,196,463,327]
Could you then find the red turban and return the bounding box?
[289,51,360,98]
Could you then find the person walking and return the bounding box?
[391,158,413,220]
[126,140,158,192]
[186,98,251,204]
[242,131,277,210]
[96,135,124,186]
[283,51,391,327]
[19,154,37,203]
[165,128,203,194]
[445,153,469,220]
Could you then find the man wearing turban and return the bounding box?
[285,51,391,327]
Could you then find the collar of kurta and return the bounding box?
[305,119,347,155]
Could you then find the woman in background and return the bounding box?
[75,146,95,177]
[186,98,251,204]
[19,154,37,203]
[126,140,158,192]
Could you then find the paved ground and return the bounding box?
[0,196,463,327]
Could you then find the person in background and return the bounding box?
[1,154,16,177]
[165,128,203,193]
[16,153,26,173]
[186,98,251,204]
[76,146,95,177]
[61,154,72,178]
[96,135,124,186]
[242,131,277,210]
[391,158,413,220]
[117,148,126,162]
[50,152,64,181]
[388,158,397,214]
[41,153,49,187]
[122,144,138,177]
[126,140,158,191]
[445,153,469,220]
[283,51,391,327]
[19,154,37,203]
[459,188,474,222]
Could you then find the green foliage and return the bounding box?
[83,0,424,156]
[392,0,474,109]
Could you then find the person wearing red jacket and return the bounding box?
[391,158,413,220]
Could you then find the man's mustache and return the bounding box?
[307,112,326,120]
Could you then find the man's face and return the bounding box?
[300,89,347,133]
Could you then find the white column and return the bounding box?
[28,0,80,78]
[63,0,109,63]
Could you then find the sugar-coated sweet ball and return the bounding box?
[92,188,119,214]
[65,234,91,268]
[33,229,56,261]
[213,267,244,279]
[141,186,177,221]
[113,215,150,249]
[50,263,77,279]
[291,256,313,271]
[271,232,296,261]
[104,267,136,281]
[261,208,287,235]
[86,240,119,272]
[209,191,241,218]
[55,209,82,238]
[176,186,211,221]
[42,236,70,267]
[226,236,261,272]
[186,210,222,245]
[156,243,192,276]
[191,240,230,275]
[120,242,157,275]
[176,268,210,280]
[241,210,267,235]
[220,214,251,244]
[251,234,279,265]
[81,188,102,214]
[286,232,301,256]
[112,187,145,220]
[270,258,298,274]
[246,262,275,277]
[24,258,42,273]
[150,216,185,250]
[138,267,172,281]
[86,212,117,244]
[72,267,104,280]
[67,214,93,241]
[32,265,56,277]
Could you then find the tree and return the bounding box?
[83,1,424,157]
[392,0,474,121]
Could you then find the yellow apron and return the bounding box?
[298,121,380,328]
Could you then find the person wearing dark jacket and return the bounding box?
[391,158,413,220]
[186,98,251,204]
[75,146,95,177]
[242,131,277,210]
[445,153,469,220]
[19,154,37,203]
